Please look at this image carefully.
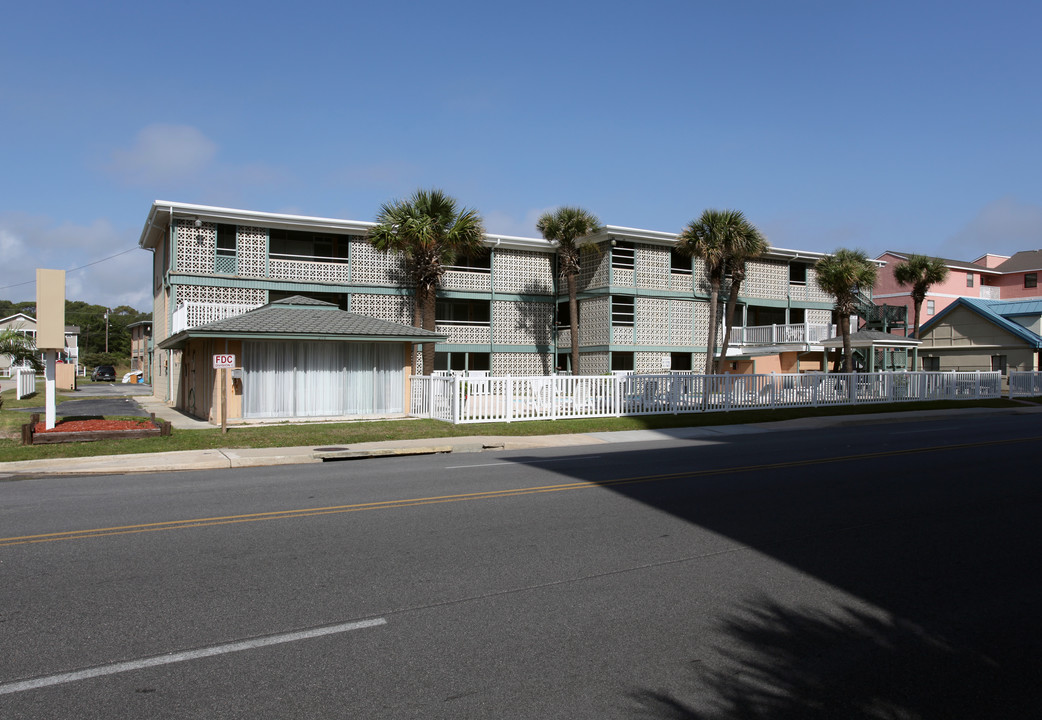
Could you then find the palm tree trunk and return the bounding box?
[567,271,580,374]
[912,300,922,339]
[411,291,423,373]
[705,280,721,376]
[841,312,853,373]
[716,277,742,374]
[421,285,437,375]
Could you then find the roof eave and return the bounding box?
[159,329,446,350]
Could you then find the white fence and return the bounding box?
[15,368,36,399]
[1009,371,1042,398]
[410,371,1002,424]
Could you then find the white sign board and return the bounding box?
[213,354,236,369]
[661,356,672,370]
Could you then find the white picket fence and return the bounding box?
[1008,370,1042,398]
[14,367,37,399]
[410,371,1003,424]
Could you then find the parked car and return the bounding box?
[91,365,116,382]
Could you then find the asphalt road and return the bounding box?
[1,414,1041,718]
[14,382,154,419]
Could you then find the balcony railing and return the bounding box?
[980,286,1000,299]
[172,302,262,334]
[728,323,837,346]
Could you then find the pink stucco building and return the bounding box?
[873,250,1042,330]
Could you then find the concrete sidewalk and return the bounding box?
[3,404,1040,479]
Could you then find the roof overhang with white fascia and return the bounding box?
[580,225,836,263]
[138,201,378,250]
[879,250,1002,275]
[139,200,557,253]
[482,232,555,252]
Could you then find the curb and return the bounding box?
[314,445,455,461]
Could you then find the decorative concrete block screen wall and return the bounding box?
[494,249,553,294]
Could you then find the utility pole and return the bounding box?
[104,309,109,353]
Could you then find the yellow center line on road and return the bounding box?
[2,434,1035,548]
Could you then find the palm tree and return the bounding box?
[369,189,486,374]
[676,209,759,375]
[815,248,878,373]
[536,207,602,374]
[716,218,769,372]
[0,329,42,372]
[893,254,949,338]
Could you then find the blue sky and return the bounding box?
[2,1,1041,311]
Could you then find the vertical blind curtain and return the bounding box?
[243,341,404,418]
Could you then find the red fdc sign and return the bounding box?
[213,354,236,369]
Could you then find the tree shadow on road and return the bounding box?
[630,596,1041,719]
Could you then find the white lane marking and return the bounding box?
[0,617,387,695]
[445,454,602,469]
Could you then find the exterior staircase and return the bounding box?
[851,289,909,371]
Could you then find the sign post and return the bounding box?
[36,269,66,430]
[213,354,235,434]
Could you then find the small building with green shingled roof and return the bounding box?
[157,296,445,422]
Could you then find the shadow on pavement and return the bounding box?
[510,427,1042,718]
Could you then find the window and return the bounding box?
[611,351,634,371]
[434,352,490,372]
[747,305,785,326]
[991,355,1008,373]
[269,229,350,263]
[1026,273,1037,288]
[966,273,974,288]
[922,356,940,371]
[448,250,491,272]
[611,296,635,326]
[670,352,692,371]
[435,298,490,324]
[556,301,572,328]
[789,263,808,284]
[670,247,691,275]
[611,241,635,270]
[216,224,237,273]
[927,300,935,315]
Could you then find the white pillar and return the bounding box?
[45,350,57,429]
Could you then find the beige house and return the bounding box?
[0,313,80,373]
[917,298,1042,373]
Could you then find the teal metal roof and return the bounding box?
[920,297,1042,348]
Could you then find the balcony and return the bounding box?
[435,322,491,345]
[980,285,1000,300]
[729,323,837,346]
[172,302,262,334]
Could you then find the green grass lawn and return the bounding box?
[0,384,1030,464]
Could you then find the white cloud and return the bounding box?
[109,124,218,185]
[484,206,555,238]
[938,197,1042,260]
[0,213,151,311]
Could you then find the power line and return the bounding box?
[0,246,141,293]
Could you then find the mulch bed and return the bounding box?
[34,419,158,434]
[22,414,172,445]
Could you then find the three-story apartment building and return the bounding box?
[139,201,839,423]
